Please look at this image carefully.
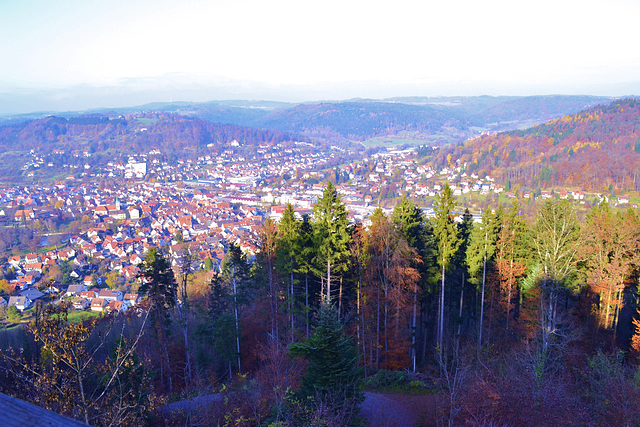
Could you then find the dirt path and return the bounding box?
[160,390,438,426]
[361,391,437,426]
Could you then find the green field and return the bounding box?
[360,134,453,147]
[137,118,159,125]
[67,310,101,323]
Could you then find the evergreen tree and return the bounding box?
[289,304,363,410]
[207,271,238,378]
[453,208,474,351]
[257,217,279,340]
[276,204,301,342]
[221,242,251,373]
[433,183,460,351]
[296,214,315,337]
[312,181,351,304]
[467,207,500,348]
[392,196,438,367]
[139,247,177,323]
[139,247,178,392]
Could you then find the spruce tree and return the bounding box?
[296,214,314,337]
[289,304,363,408]
[466,207,500,348]
[221,242,251,372]
[433,183,460,351]
[139,247,178,391]
[312,181,351,304]
[276,203,301,342]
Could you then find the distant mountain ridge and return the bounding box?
[446,98,640,192]
[0,95,612,144]
[146,95,613,143]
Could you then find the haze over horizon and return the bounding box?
[1,0,639,114]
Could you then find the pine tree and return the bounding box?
[257,217,279,340]
[296,215,314,337]
[276,204,301,342]
[453,208,474,352]
[433,183,460,351]
[393,196,438,367]
[467,207,500,348]
[139,247,177,392]
[221,242,250,373]
[312,181,351,305]
[289,304,363,409]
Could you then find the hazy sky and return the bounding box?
[1,0,639,112]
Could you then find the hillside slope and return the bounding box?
[0,113,296,154]
[0,112,300,182]
[447,98,640,192]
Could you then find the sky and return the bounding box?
[1,0,639,113]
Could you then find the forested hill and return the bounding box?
[447,98,640,192]
[1,95,609,144]
[254,101,471,141]
[182,95,611,143]
[0,113,297,155]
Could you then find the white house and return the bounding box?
[8,296,32,311]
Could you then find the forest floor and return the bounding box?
[360,391,438,426]
[159,390,439,426]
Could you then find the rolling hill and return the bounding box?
[0,95,611,145]
[0,113,297,154]
[159,95,613,143]
[445,98,640,192]
[0,112,303,182]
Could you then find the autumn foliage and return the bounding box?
[448,98,640,192]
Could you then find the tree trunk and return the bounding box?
[605,286,612,329]
[183,322,192,383]
[339,276,344,321]
[290,269,294,343]
[165,344,173,392]
[506,257,513,333]
[456,274,464,354]
[305,273,309,338]
[384,278,389,368]
[326,258,331,302]
[412,280,418,373]
[376,280,380,370]
[232,269,241,373]
[439,261,445,351]
[479,256,486,349]
[76,367,89,425]
[269,257,278,341]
